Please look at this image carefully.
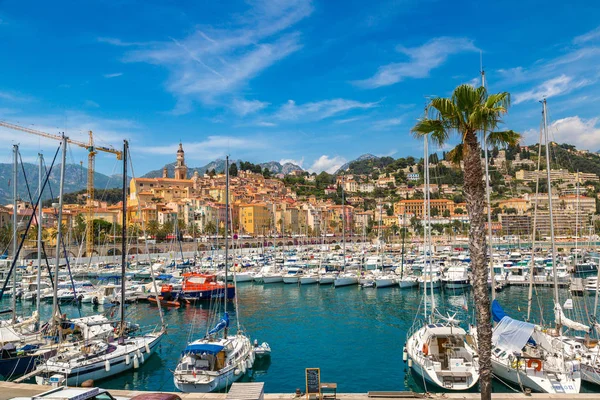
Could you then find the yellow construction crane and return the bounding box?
[0,120,123,257]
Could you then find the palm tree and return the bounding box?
[412,84,519,400]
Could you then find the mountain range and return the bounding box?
[141,159,303,178]
[0,163,123,205]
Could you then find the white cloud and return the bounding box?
[137,135,268,162]
[355,37,478,88]
[255,121,277,127]
[275,99,377,121]
[573,26,600,44]
[103,72,123,78]
[84,100,100,108]
[308,155,347,173]
[513,75,592,104]
[547,116,600,150]
[334,116,365,124]
[111,0,312,112]
[0,111,138,168]
[372,117,402,130]
[231,99,269,116]
[0,91,33,103]
[98,37,146,47]
[280,157,304,167]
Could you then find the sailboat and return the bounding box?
[404,136,479,391]
[333,180,358,288]
[482,99,581,394]
[34,140,165,386]
[173,156,256,393]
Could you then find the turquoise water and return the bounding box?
[1,284,599,393]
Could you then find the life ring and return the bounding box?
[527,359,542,372]
[422,343,429,356]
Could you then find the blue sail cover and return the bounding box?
[492,299,508,323]
[208,312,229,335]
[183,343,224,355]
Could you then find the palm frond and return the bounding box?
[446,143,464,165]
[487,130,521,148]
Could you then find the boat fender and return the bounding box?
[140,351,145,364]
[250,351,255,364]
[145,343,151,354]
[125,354,130,365]
[105,360,110,372]
[241,363,246,375]
[234,368,241,376]
[136,349,142,359]
[408,358,413,368]
[133,354,140,369]
[246,359,252,369]
[527,358,542,372]
[422,343,428,356]
[402,347,408,362]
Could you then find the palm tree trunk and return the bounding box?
[463,130,492,400]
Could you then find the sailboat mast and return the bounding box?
[425,136,435,315]
[52,136,67,322]
[526,125,544,321]
[481,68,496,301]
[401,208,406,279]
[36,153,43,323]
[342,174,346,270]
[575,172,579,265]
[542,100,561,320]
[423,136,428,320]
[11,145,17,324]
[120,140,128,334]
[224,156,229,336]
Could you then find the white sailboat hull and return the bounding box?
[491,357,580,394]
[299,276,318,285]
[397,278,419,289]
[262,275,283,284]
[318,275,335,285]
[282,276,300,284]
[35,333,163,386]
[334,276,358,287]
[375,278,397,288]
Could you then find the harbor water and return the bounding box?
[1,283,598,393]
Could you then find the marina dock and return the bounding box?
[1,382,599,400]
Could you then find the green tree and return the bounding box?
[204,221,216,235]
[147,220,159,238]
[229,163,238,177]
[412,84,520,399]
[442,209,451,218]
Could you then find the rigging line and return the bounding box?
[0,144,61,301]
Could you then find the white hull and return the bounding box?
[299,276,318,285]
[397,278,419,289]
[263,275,283,284]
[282,276,300,284]
[375,278,397,288]
[491,357,580,393]
[319,275,335,285]
[35,333,163,386]
[334,276,358,287]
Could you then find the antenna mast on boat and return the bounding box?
[542,99,561,331]
[224,155,229,338]
[120,140,128,336]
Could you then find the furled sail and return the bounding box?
[208,312,229,335]
[554,303,590,333]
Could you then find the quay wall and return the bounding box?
[0,382,599,400]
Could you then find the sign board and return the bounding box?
[306,368,321,399]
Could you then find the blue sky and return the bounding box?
[1,0,600,176]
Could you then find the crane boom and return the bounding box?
[0,120,124,257]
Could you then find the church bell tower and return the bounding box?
[174,142,188,180]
